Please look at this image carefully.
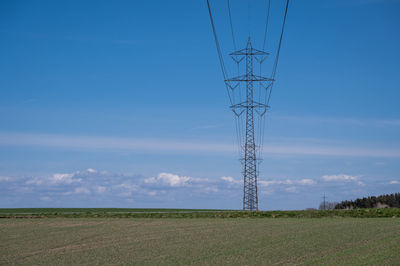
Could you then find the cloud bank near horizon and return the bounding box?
[1,168,398,209]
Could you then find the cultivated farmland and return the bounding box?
[1,217,399,265]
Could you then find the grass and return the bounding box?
[1,217,399,265]
[0,207,399,218]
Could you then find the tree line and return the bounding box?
[334,193,400,209]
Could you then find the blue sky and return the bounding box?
[0,0,399,210]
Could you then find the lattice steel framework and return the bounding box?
[226,38,273,211]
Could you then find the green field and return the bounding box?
[1,216,399,265]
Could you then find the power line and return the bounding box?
[259,0,290,164]
[227,0,244,160]
[248,0,251,38]
[262,0,271,51]
[267,0,290,106]
[206,0,233,105]
[227,0,237,51]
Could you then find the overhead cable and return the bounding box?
[267,0,290,106]
[227,0,237,51]
[262,0,271,50]
[206,0,233,105]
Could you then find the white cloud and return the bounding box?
[296,179,316,185]
[113,183,140,197]
[285,186,297,193]
[113,183,139,191]
[322,174,360,182]
[52,173,73,180]
[25,168,110,187]
[25,178,44,185]
[258,180,278,187]
[144,173,191,187]
[75,187,90,194]
[322,174,366,186]
[87,168,97,173]
[26,172,82,186]
[6,165,397,209]
[258,179,316,187]
[2,169,237,206]
[52,173,82,184]
[147,191,157,196]
[221,176,316,187]
[0,176,13,182]
[257,179,315,195]
[221,176,241,185]
[64,187,90,195]
[197,186,219,194]
[95,186,106,193]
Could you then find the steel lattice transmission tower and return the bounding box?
[226,38,273,211]
[206,0,289,211]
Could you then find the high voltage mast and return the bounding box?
[207,0,289,211]
[227,39,272,210]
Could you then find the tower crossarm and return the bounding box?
[225,74,274,83]
[231,101,269,117]
[230,101,270,110]
[230,47,269,56]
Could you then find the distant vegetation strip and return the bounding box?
[0,208,399,218]
[335,193,400,209]
[0,208,223,214]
